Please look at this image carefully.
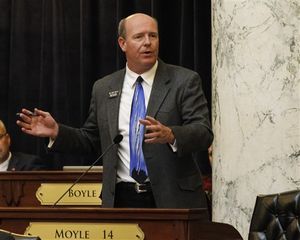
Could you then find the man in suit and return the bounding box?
[16,13,213,208]
[0,120,47,171]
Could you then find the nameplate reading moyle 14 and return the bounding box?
[36,183,102,205]
[25,222,145,240]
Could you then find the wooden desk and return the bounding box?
[0,171,102,207]
[0,172,242,239]
[0,207,242,240]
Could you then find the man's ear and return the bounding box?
[7,134,11,147]
[118,37,126,52]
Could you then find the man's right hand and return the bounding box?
[16,108,59,140]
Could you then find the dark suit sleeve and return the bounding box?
[170,71,213,157]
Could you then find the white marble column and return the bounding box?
[212,0,300,238]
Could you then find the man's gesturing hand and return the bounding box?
[139,116,175,144]
[16,108,59,140]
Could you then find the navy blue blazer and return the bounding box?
[7,152,47,171]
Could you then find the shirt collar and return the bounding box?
[0,152,11,171]
[126,61,158,88]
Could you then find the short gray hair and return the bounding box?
[118,18,126,38]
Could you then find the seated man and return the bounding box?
[0,120,47,171]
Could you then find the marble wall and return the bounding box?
[211,0,300,238]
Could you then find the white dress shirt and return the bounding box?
[0,152,11,171]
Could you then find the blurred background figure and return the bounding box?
[0,120,47,171]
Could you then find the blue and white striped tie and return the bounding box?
[129,76,148,183]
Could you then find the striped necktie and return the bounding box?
[129,76,148,183]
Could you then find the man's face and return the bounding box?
[0,129,10,163]
[118,14,159,74]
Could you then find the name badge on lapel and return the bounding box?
[108,90,120,98]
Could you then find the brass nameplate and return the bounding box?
[36,183,102,205]
[25,222,145,240]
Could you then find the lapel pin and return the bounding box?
[108,90,119,98]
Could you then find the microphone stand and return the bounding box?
[53,135,123,206]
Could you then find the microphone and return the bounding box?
[53,134,123,206]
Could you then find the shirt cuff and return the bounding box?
[169,139,177,152]
[48,138,55,148]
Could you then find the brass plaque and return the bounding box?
[25,222,144,240]
[36,183,102,205]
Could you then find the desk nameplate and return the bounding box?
[36,183,102,205]
[25,222,144,240]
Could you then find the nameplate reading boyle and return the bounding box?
[25,222,144,240]
[36,183,102,205]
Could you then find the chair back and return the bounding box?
[248,189,300,240]
[0,230,41,240]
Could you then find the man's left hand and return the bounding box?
[139,116,175,144]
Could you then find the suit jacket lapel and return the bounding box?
[7,154,17,171]
[147,61,171,117]
[105,62,170,137]
[107,69,125,139]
